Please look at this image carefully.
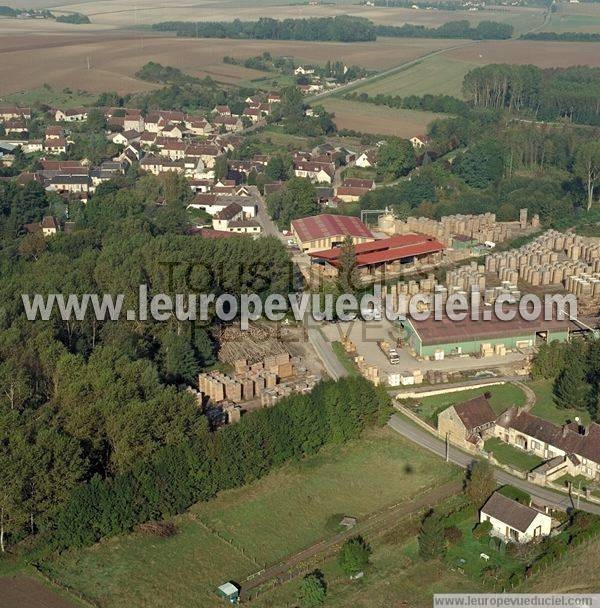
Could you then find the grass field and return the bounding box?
[318,97,446,137]
[483,437,544,472]
[529,379,591,426]
[349,55,478,98]
[413,383,527,425]
[43,428,459,608]
[541,3,600,34]
[331,341,359,376]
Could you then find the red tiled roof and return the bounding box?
[309,234,443,267]
[292,214,373,243]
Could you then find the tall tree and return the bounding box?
[418,509,446,560]
[298,571,327,608]
[574,141,600,211]
[464,460,496,506]
[338,535,371,576]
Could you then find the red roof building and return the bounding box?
[291,214,374,252]
[309,234,444,269]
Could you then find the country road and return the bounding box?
[387,414,600,515]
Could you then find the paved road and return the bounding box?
[387,414,600,515]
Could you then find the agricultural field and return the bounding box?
[350,38,600,99]
[41,428,459,608]
[0,575,82,608]
[0,23,460,96]
[540,2,600,34]
[5,0,545,31]
[349,55,479,99]
[318,97,446,137]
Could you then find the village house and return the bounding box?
[355,150,377,168]
[480,492,553,544]
[161,123,185,139]
[43,137,68,155]
[294,161,335,184]
[410,134,431,149]
[185,117,213,136]
[267,92,281,104]
[493,408,600,481]
[45,174,91,194]
[188,194,257,218]
[213,115,243,133]
[437,393,497,450]
[213,105,232,116]
[111,130,140,146]
[55,107,88,122]
[212,202,261,234]
[22,140,43,153]
[160,140,187,160]
[45,126,64,140]
[242,107,262,123]
[4,117,28,136]
[0,107,31,121]
[294,66,315,76]
[24,216,60,237]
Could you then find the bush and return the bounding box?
[443,526,463,546]
[338,536,372,577]
[473,520,493,540]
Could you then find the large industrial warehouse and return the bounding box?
[402,310,574,358]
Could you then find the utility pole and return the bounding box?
[445,432,449,462]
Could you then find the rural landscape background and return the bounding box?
[1,0,600,606]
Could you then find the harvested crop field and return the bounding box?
[0,24,461,96]
[352,39,600,98]
[318,97,446,138]
[445,39,600,69]
[9,0,545,33]
[0,576,79,608]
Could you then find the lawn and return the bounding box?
[332,341,359,376]
[529,379,591,426]
[44,428,459,608]
[350,56,478,99]
[483,438,543,472]
[414,383,527,425]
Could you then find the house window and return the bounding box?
[533,526,541,538]
[508,527,519,541]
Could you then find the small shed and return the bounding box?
[217,582,240,604]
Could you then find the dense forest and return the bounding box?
[463,65,600,125]
[0,168,307,555]
[152,16,513,41]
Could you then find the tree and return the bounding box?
[464,460,496,506]
[298,571,327,607]
[266,177,318,229]
[338,535,371,576]
[376,138,416,180]
[418,509,446,559]
[574,141,600,211]
[553,361,589,411]
[337,236,360,295]
[265,154,291,182]
[159,332,199,385]
[214,155,229,180]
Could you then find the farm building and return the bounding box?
[402,310,572,357]
[309,234,444,274]
[291,214,374,253]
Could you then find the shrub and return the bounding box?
[473,520,493,540]
[443,526,463,545]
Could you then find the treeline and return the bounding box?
[0,5,52,18]
[152,16,513,41]
[135,61,201,86]
[53,377,389,550]
[522,31,600,42]
[55,12,90,24]
[463,64,600,125]
[344,91,469,115]
[152,15,377,42]
[375,19,513,40]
